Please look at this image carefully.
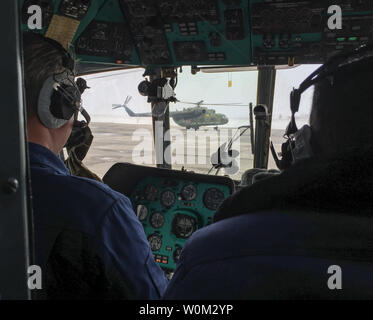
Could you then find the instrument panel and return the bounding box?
[103,163,234,279]
[131,176,231,278]
[21,0,373,68]
[75,20,134,64]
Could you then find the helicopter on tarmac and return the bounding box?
[113,96,246,130]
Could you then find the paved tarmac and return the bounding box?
[84,122,284,181]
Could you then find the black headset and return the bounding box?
[271,43,373,170]
[32,33,91,129]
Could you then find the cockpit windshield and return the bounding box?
[80,67,256,180]
[80,65,320,180]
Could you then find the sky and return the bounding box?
[81,64,320,129]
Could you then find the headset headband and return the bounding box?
[26,32,76,73]
[44,36,91,125]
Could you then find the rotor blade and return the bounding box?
[124,95,132,105]
[177,101,200,105]
[177,100,247,107]
[201,103,247,106]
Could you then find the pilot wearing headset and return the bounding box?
[24,32,168,299]
[163,44,373,299]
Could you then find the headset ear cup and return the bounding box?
[38,76,68,129]
[50,85,77,120]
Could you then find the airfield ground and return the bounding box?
[83,122,284,181]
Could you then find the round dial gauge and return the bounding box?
[203,188,225,211]
[172,214,196,239]
[173,246,182,263]
[148,234,162,252]
[150,212,165,229]
[144,184,158,201]
[136,205,148,221]
[161,190,175,207]
[181,184,197,201]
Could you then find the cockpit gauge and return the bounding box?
[173,246,182,263]
[172,214,197,239]
[144,184,158,201]
[203,188,225,211]
[150,212,165,229]
[161,190,176,207]
[148,233,162,252]
[181,184,198,201]
[136,205,148,221]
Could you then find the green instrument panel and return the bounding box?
[130,176,231,277]
[20,0,373,70]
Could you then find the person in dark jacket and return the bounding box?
[163,47,373,299]
[24,32,168,299]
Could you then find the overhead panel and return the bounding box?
[251,0,373,65]
[20,0,373,68]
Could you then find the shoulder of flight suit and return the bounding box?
[163,211,373,299]
[69,174,127,203]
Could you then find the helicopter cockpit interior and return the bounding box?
[13,0,373,287]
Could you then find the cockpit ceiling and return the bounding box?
[21,0,373,71]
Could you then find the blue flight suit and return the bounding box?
[163,211,373,300]
[29,142,168,299]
